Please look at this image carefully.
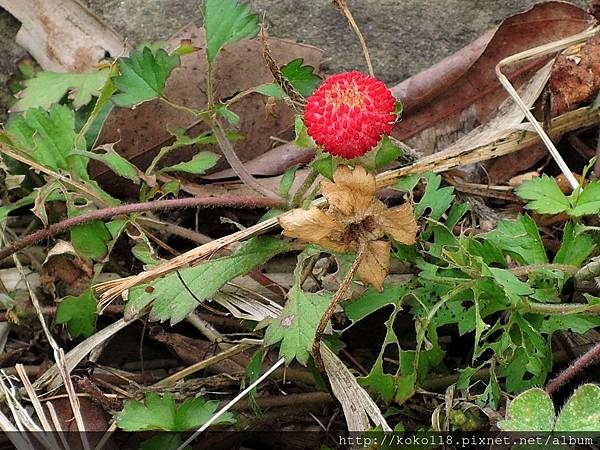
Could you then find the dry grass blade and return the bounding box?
[213,291,282,321]
[14,365,61,449]
[34,318,132,391]
[46,402,70,450]
[495,26,600,190]
[320,344,390,432]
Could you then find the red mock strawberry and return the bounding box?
[303,71,397,159]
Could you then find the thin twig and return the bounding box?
[176,357,286,450]
[545,342,600,394]
[210,119,281,200]
[333,0,374,77]
[0,195,283,262]
[312,241,366,375]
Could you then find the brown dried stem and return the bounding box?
[333,0,374,77]
[312,241,366,375]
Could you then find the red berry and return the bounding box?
[304,71,396,159]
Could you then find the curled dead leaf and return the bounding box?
[279,165,417,290]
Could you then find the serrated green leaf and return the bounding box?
[56,291,97,338]
[8,104,87,177]
[412,172,454,221]
[204,0,259,64]
[569,181,600,216]
[255,59,321,98]
[75,145,140,182]
[498,388,555,431]
[516,175,570,215]
[113,47,179,107]
[158,151,219,175]
[263,284,331,365]
[127,237,287,324]
[374,136,402,169]
[12,69,109,112]
[485,215,547,265]
[116,392,234,432]
[553,222,594,266]
[555,384,600,431]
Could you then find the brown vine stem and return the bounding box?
[0,195,284,262]
[312,241,366,375]
[545,342,600,395]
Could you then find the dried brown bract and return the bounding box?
[279,165,417,290]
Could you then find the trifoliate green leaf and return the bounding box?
[263,284,332,365]
[12,69,110,112]
[158,151,220,175]
[127,237,287,324]
[113,47,179,107]
[498,388,555,431]
[56,291,97,338]
[516,175,570,215]
[116,392,235,432]
[204,0,259,64]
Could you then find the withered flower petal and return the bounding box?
[357,240,390,291]
[279,165,417,290]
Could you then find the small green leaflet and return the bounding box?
[569,181,600,216]
[293,115,315,148]
[204,0,259,64]
[71,219,112,260]
[12,69,110,112]
[394,172,454,221]
[263,284,332,365]
[555,384,600,431]
[74,145,140,182]
[553,222,594,267]
[116,392,235,432]
[56,291,97,338]
[279,166,298,199]
[374,136,402,169]
[127,237,287,324]
[255,59,321,98]
[158,151,220,175]
[113,47,179,107]
[515,174,570,214]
